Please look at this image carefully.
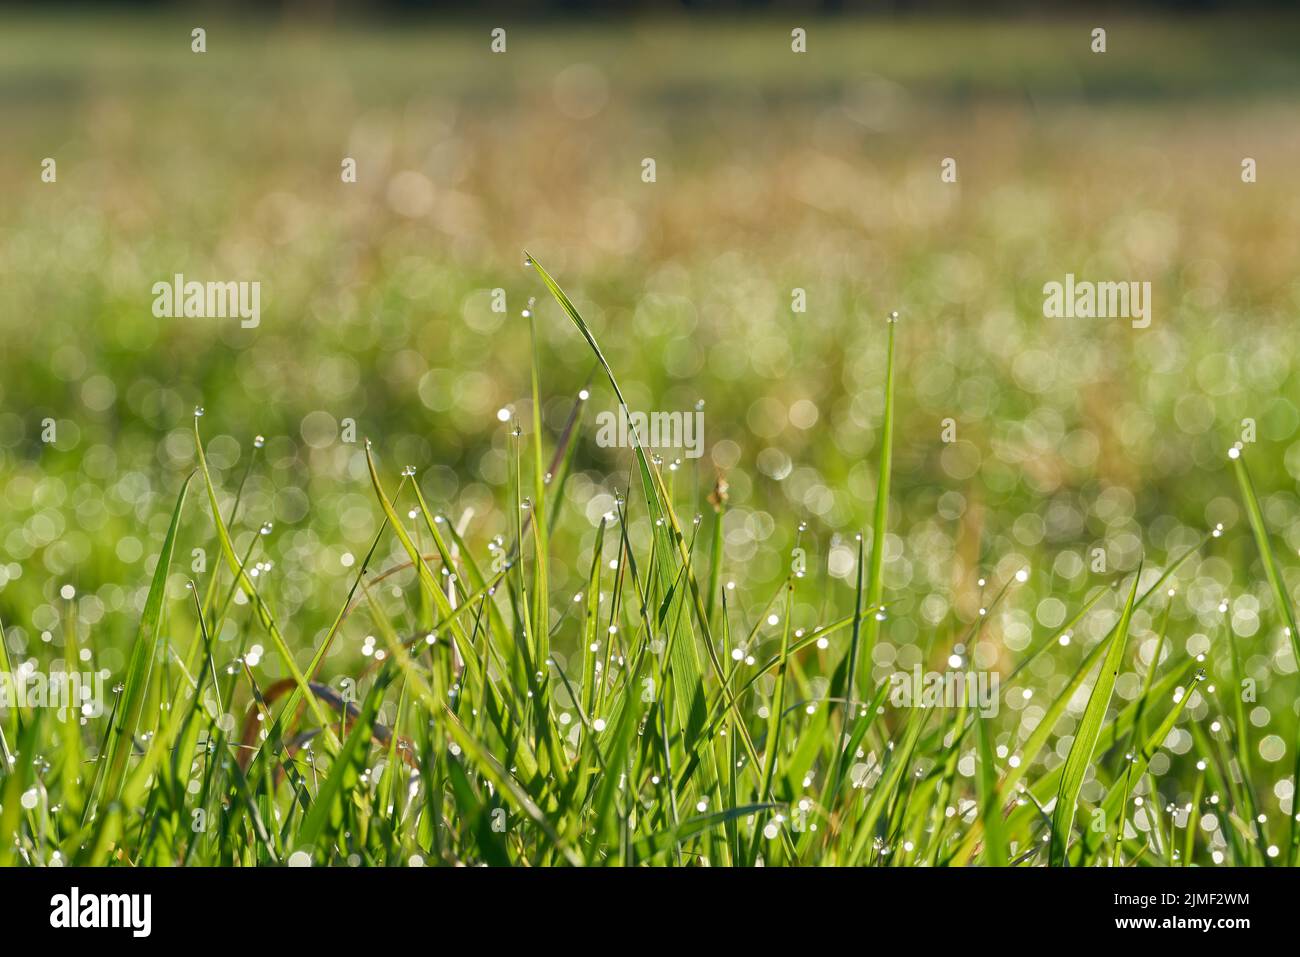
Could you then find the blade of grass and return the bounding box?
[860,312,898,680]
[94,473,192,810]
[1049,563,1142,866]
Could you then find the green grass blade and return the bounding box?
[96,473,192,808]
[860,313,897,680]
[296,667,395,859]
[1049,563,1142,866]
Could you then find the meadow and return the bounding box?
[1,12,1300,866]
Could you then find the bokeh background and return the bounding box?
[2,6,1300,809]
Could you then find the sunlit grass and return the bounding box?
[1,259,1294,866]
[2,13,1300,868]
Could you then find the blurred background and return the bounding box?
[1,4,1299,759]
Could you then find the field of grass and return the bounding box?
[2,12,1300,866]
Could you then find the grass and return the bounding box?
[0,255,1293,867]
[2,12,1300,868]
